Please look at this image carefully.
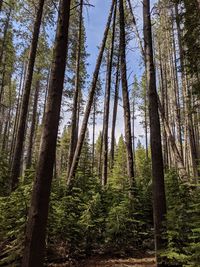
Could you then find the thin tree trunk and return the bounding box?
[92,101,96,174]
[67,0,83,180]
[9,62,27,165]
[26,79,40,169]
[22,0,71,266]
[143,1,167,265]
[110,53,120,167]
[10,0,45,190]
[67,0,115,187]
[102,2,116,186]
[119,0,135,196]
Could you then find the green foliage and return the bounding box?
[0,153,10,196]
[163,170,200,266]
[0,172,32,266]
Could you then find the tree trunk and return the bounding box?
[110,53,120,168]
[9,63,25,165]
[119,0,135,196]
[26,79,40,169]
[67,0,83,180]
[10,0,45,190]
[143,1,167,265]
[21,0,71,266]
[102,2,116,186]
[67,0,115,187]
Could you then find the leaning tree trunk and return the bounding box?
[119,0,135,197]
[67,0,83,180]
[21,0,71,266]
[67,0,115,188]
[143,1,167,266]
[102,2,116,186]
[10,0,45,190]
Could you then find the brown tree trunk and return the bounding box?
[110,53,120,168]
[67,0,83,180]
[10,0,45,190]
[119,0,135,196]
[67,0,115,187]
[102,2,116,186]
[21,0,71,266]
[143,1,167,265]
[26,79,40,169]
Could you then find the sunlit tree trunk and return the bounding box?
[119,0,135,197]
[67,0,83,180]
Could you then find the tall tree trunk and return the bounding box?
[10,0,45,190]
[21,0,71,266]
[175,2,200,180]
[9,63,25,164]
[67,0,83,180]
[0,7,11,68]
[110,53,120,168]
[26,79,40,169]
[102,2,116,186]
[143,1,167,266]
[9,62,27,166]
[67,0,115,187]
[92,100,96,174]
[119,0,135,196]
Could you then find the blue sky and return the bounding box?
[82,0,148,143]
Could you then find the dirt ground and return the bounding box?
[48,257,156,267]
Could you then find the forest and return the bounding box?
[0,0,199,266]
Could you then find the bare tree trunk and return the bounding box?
[143,1,167,265]
[92,101,96,174]
[119,0,135,196]
[67,0,83,180]
[9,62,27,165]
[102,2,116,186]
[26,79,40,169]
[10,0,45,190]
[22,1,71,266]
[110,53,120,167]
[67,0,115,187]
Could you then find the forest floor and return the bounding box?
[48,257,156,267]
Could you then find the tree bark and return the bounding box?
[26,79,40,169]
[21,0,71,266]
[10,0,45,190]
[67,0,115,187]
[67,0,83,180]
[102,2,116,186]
[143,1,167,265]
[119,0,135,196]
[110,53,120,168]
